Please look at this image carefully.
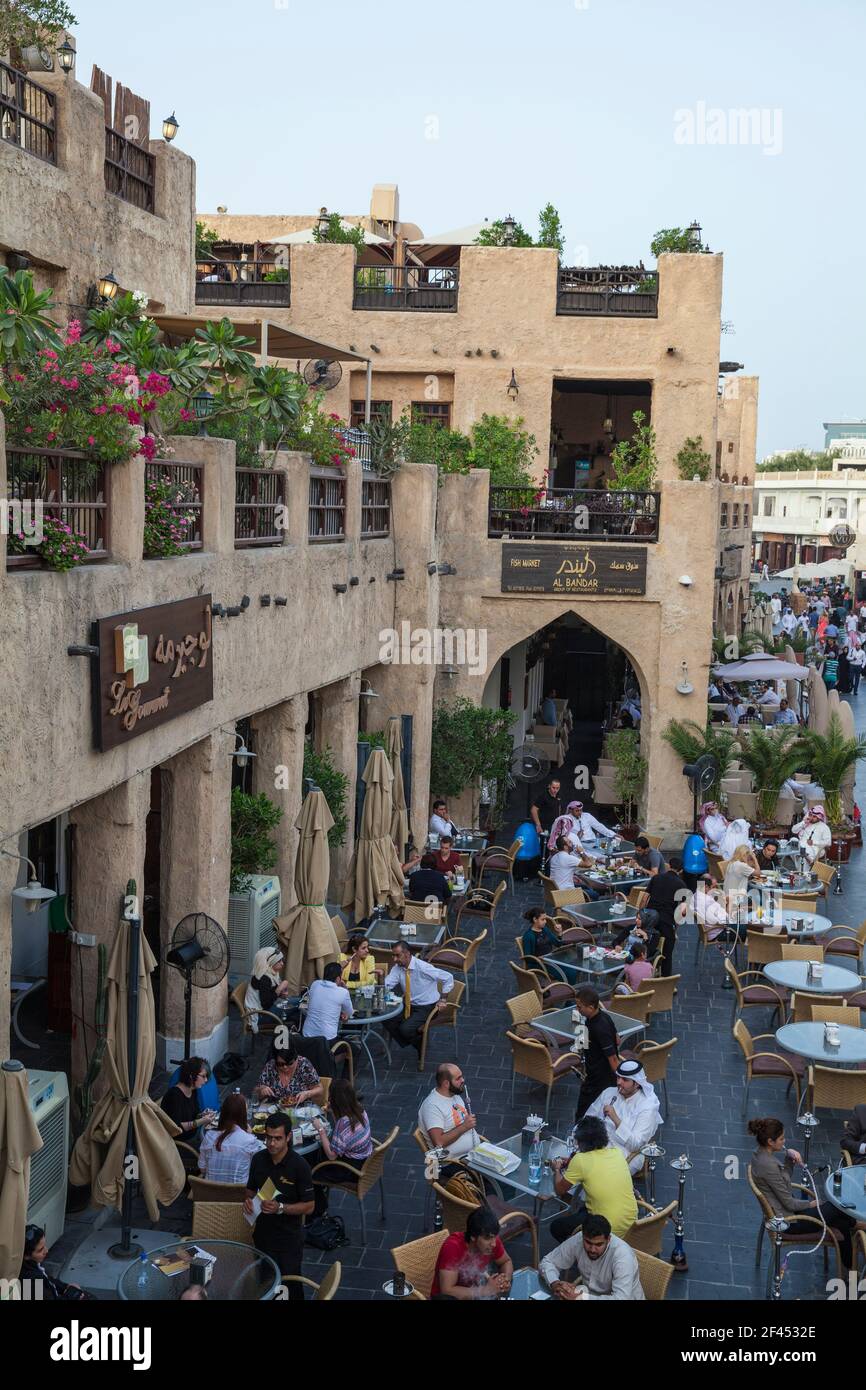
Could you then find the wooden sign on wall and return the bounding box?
[501,544,647,597]
[92,596,214,751]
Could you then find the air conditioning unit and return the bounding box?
[27,1070,70,1249]
[227,875,282,984]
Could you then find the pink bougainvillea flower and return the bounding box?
[46,432,56,442]
[126,408,142,425]
[65,319,82,344]
[82,361,95,376]
[24,426,32,434]
[179,408,194,422]
[105,338,122,354]
[138,435,157,461]
[87,436,96,446]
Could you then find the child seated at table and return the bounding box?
[614,942,654,995]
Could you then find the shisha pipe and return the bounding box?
[669,1154,693,1271]
[796,1112,820,1168]
[641,1139,665,1209]
[766,1217,788,1300]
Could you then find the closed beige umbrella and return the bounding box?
[387,716,410,858]
[342,748,406,923]
[836,701,858,816]
[69,927,185,1220]
[274,789,342,993]
[0,1059,43,1281]
[783,645,801,709]
[807,663,829,733]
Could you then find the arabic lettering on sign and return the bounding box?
[501,544,647,596]
[555,553,597,579]
[153,606,212,678]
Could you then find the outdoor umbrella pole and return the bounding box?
[109,879,144,1259]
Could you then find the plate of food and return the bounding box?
[293,1105,320,1121]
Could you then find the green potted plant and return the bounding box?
[230,789,283,893]
[662,719,739,804]
[800,714,866,832]
[430,699,516,830]
[607,729,647,839]
[675,436,711,481]
[735,727,807,826]
[609,411,658,493]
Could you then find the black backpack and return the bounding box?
[304,1214,349,1251]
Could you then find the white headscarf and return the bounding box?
[615,1060,661,1121]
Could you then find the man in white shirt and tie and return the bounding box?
[383,941,454,1054]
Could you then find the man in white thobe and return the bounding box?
[570,802,615,859]
[583,1060,661,1175]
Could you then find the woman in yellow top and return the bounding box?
[340,934,384,988]
[549,1115,638,1243]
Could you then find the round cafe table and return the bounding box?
[825,1166,866,1223]
[744,909,833,938]
[340,997,403,1086]
[117,1239,280,1301]
[763,960,862,995]
[775,1023,866,1067]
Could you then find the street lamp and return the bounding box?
[502,213,517,246]
[0,847,57,915]
[317,207,331,237]
[507,369,519,401]
[231,732,256,769]
[97,271,120,302]
[191,388,214,436]
[57,40,76,75]
[162,112,179,143]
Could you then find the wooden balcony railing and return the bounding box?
[195,260,290,307]
[353,264,458,311]
[5,447,109,569]
[143,460,203,554]
[0,60,56,164]
[104,126,155,213]
[308,467,346,542]
[361,473,391,538]
[557,266,658,317]
[489,486,660,541]
[235,468,286,547]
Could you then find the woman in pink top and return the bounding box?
[618,943,654,995]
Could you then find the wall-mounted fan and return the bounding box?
[510,742,552,816]
[303,359,343,391]
[165,912,230,1060]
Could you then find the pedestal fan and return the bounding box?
[166,912,230,1061]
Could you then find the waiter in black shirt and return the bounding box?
[530,777,562,867]
[573,986,621,1118]
[646,855,687,977]
[245,1112,315,1301]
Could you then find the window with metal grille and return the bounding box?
[732,504,740,527]
[721,503,729,528]
[743,505,750,527]
[411,401,451,429]
[361,475,391,537]
[350,400,391,429]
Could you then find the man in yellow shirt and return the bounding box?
[549,1116,638,1243]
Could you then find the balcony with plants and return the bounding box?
[194,225,291,308]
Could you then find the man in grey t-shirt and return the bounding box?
[540,1214,644,1301]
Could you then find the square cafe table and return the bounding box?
[463,1132,571,1221]
[546,945,628,989]
[426,831,488,856]
[577,868,651,895]
[530,1005,646,1047]
[364,918,446,951]
[563,899,638,935]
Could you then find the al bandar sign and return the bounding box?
[501,544,647,597]
[91,596,215,751]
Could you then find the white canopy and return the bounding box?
[408,220,490,247]
[774,559,851,580]
[271,222,392,246]
[712,650,808,682]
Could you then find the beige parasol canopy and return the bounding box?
[783,645,801,709]
[342,748,406,923]
[836,700,858,816]
[806,664,830,734]
[387,717,410,858]
[0,1059,43,1281]
[274,790,342,993]
[69,927,185,1220]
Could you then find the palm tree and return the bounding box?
[0,268,60,401]
[800,714,866,826]
[662,719,739,802]
[736,727,808,823]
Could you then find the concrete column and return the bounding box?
[157,728,233,1068]
[165,434,236,555]
[0,852,18,1062]
[69,775,150,1102]
[363,664,434,854]
[280,451,312,546]
[251,694,308,908]
[105,450,146,565]
[314,673,361,896]
[345,457,362,541]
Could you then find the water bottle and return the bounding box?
[528,1136,543,1187]
[136,1252,150,1291]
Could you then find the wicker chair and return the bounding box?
[609,990,654,1026]
[746,930,785,971]
[747,1164,842,1286]
[191,1200,254,1245]
[791,992,845,1023]
[539,872,559,908]
[705,851,724,883]
[645,973,680,1027]
[417,980,465,1071]
[626,888,650,910]
[281,1262,342,1301]
[551,915,594,947]
[733,1019,804,1115]
[634,1037,677,1118]
[623,1198,677,1257]
[229,981,283,1054]
[188,1174,248,1205]
[781,942,825,962]
[808,1065,866,1114]
[403,899,448,926]
[506,1029,581,1121]
[390,1229,450,1301]
[633,1248,675,1300]
[778,895,820,913]
[812,860,836,905]
[724,959,787,1027]
[431,1178,539,1267]
[639,833,664,850]
[508,959,577,1011]
[809,1003,861,1026]
[427,930,488,1001]
[452,881,506,945]
[693,917,728,968]
[506,991,548,1028]
[329,1039,355,1088]
[475,838,522,894]
[823,922,866,965]
[309,1126,400,1245]
[551,887,588,911]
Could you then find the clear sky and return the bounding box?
[72,0,865,458]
